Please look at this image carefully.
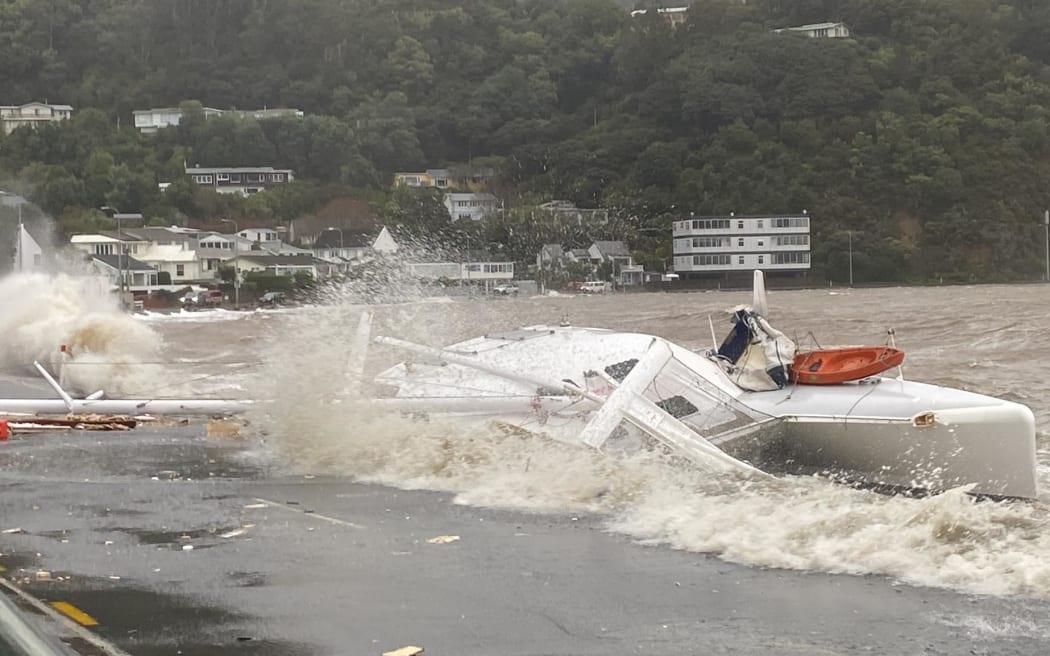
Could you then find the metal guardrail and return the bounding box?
[0,592,74,655]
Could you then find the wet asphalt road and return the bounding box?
[0,423,1049,655]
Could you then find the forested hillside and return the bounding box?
[3,0,1050,281]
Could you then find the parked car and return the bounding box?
[181,290,223,308]
[493,284,519,296]
[580,281,612,294]
[259,291,287,307]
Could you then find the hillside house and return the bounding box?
[774,22,851,38]
[133,106,302,133]
[186,166,294,196]
[1,102,73,134]
[628,7,689,27]
[394,167,495,191]
[444,193,500,222]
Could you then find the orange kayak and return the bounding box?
[791,347,904,385]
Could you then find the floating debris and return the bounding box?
[383,647,424,656]
[426,535,460,545]
[206,419,243,439]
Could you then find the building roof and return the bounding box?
[134,106,223,115]
[185,166,293,174]
[444,192,499,201]
[592,241,632,258]
[123,227,196,243]
[70,231,143,243]
[312,229,376,249]
[92,254,156,271]
[233,254,318,266]
[776,22,847,32]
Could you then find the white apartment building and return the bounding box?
[1,102,73,134]
[671,213,811,278]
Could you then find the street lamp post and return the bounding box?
[100,206,141,301]
[220,219,242,307]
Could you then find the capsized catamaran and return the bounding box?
[371,272,1038,499]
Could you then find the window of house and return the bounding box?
[757,240,764,246]
[737,221,744,229]
[216,173,230,182]
[176,264,185,277]
[271,173,284,182]
[739,256,745,264]
[757,220,763,229]
[757,256,764,264]
[230,174,242,183]
[247,174,264,183]
[738,238,744,247]
[436,179,448,187]
[458,214,471,221]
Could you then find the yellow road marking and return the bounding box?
[50,601,99,626]
[0,578,129,655]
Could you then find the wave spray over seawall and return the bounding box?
[0,273,165,395]
[253,281,1050,599]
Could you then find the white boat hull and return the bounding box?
[375,325,1039,499]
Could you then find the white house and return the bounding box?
[312,226,398,264]
[409,260,514,283]
[133,106,302,133]
[628,6,689,27]
[588,241,644,286]
[238,227,280,244]
[774,22,851,38]
[90,254,159,291]
[136,243,203,283]
[227,254,322,278]
[537,200,610,225]
[70,231,149,258]
[0,102,73,134]
[132,106,224,133]
[443,193,500,222]
[671,213,811,278]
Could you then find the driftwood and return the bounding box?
[1,414,137,432]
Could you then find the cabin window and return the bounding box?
[605,359,638,382]
[656,395,699,419]
[176,264,185,276]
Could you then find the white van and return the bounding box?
[580,281,612,294]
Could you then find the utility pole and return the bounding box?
[848,230,854,287]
